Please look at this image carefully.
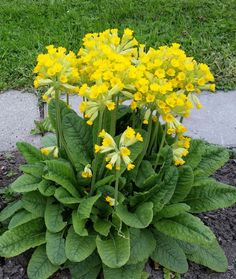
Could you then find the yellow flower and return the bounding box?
[127,163,135,171]
[155,68,165,78]
[105,196,115,206]
[146,94,155,103]
[94,144,101,153]
[81,164,92,178]
[106,101,116,111]
[120,147,131,156]
[185,83,195,92]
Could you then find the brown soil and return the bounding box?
[0,152,235,279]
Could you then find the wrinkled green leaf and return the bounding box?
[46,231,67,265]
[116,202,153,228]
[0,219,45,257]
[96,227,130,268]
[11,174,41,193]
[17,142,45,163]
[0,200,22,222]
[93,219,111,237]
[27,245,59,279]
[184,139,205,169]
[151,231,188,274]
[170,165,194,203]
[78,194,101,220]
[8,209,39,229]
[38,179,56,197]
[128,228,155,264]
[72,210,88,236]
[22,191,46,216]
[45,200,66,233]
[154,203,190,221]
[65,227,96,262]
[184,179,236,213]
[195,144,229,176]
[154,212,215,246]
[54,187,80,205]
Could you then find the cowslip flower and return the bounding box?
[94,127,143,171]
[34,45,79,100]
[105,196,115,206]
[40,146,58,158]
[81,164,92,178]
[172,136,191,165]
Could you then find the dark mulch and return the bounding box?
[0,151,236,279]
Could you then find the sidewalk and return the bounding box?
[0,90,236,151]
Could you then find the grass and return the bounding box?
[0,0,235,92]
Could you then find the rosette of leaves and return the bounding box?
[0,101,236,279]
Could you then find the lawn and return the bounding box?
[0,0,235,92]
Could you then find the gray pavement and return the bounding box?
[0,90,236,151]
[0,90,41,151]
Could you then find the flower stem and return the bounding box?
[148,117,159,155]
[55,90,62,149]
[66,93,70,106]
[114,170,120,209]
[90,109,104,195]
[135,115,153,170]
[154,124,167,170]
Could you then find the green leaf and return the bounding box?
[96,227,130,268]
[62,109,94,169]
[95,175,115,188]
[116,202,153,228]
[22,191,46,216]
[78,194,101,220]
[170,165,194,203]
[185,240,228,272]
[128,228,156,264]
[10,174,41,193]
[65,227,96,262]
[16,142,45,163]
[103,261,146,279]
[158,145,173,172]
[151,231,188,274]
[129,183,161,207]
[20,163,44,178]
[93,219,111,237]
[54,187,81,205]
[8,209,39,229]
[135,160,156,188]
[46,231,67,265]
[41,134,57,147]
[72,210,88,236]
[154,212,215,246]
[48,98,68,129]
[44,159,80,198]
[0,200,22,222]
[154,203,190,221]
[38,179,56,197]
[0,219,45,257]
[67,252,101,279]
[195,144,229,176]
[27,245,59,279]
[151,166,178,213]
[184,139,205,169]
[184,179,236,213]
[45,200,66,233]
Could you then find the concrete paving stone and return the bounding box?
[0,90,41,151]
[184,91,236,147]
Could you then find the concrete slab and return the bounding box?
[184,91,236,147]
[0,90,41,151]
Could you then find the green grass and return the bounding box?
[0,0,235,91]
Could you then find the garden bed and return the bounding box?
[0,151,236,279]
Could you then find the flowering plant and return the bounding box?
[0,29,235,279]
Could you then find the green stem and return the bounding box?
[154,125,167,170]
[90,109,104,195]
[66,93,69,106]
[114,171,120,209]
[180,116,184,123]
[109,97,119,137]
[148,118,159,155]
[55,91,62,149]
[135,115,153,170]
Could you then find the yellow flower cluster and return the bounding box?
[77,28,139,125]
[95,127,143,171]
[34,45,79,101]
[172,135,191,165]
[131,43,215,133]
